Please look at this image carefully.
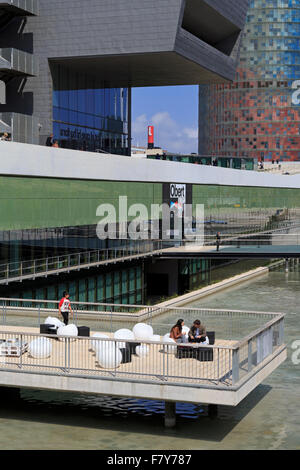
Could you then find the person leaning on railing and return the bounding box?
[188,320,207,343]
[170,319,188,344]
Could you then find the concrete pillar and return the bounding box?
[164,401,176,428]
[208,404,218,419]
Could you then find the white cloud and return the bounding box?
[132,111,198,154]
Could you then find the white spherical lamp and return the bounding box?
[96,344,122,369]
[29,338,52,359]
[182,326,190,336]
[149,335,161,342]
[133,323,153,341]
[91,333,109,351]
[136,345,149,357]
[114,329,135,349]
[45,317,64,329]
[57,324,78,341]
[163,336,177,353]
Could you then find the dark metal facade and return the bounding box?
[0,0,249,147]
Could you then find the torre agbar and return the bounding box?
[199,0,300,162]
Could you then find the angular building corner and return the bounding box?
[199,0,300,162]
[0,0,249,153]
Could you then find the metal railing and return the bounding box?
[0,309,285,388]
[0,242,163,284]
[2,230,300,284]
[0,296,283,341]
[0,48,38,76]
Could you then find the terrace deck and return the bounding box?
[0,325,237,386]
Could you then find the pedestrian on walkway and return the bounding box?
[58,291,73,325]
[46,133,54,147]
[216,232,221,252]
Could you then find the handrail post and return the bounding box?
[68,338,70,372]
[232,348,240,385]
[278,318,284,346]
[217,348,220,383]
[257,332,263,364]
[163,344,166,381]
[19,334,23,369]
[248,339,253,372]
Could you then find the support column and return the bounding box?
[164,401,176,428]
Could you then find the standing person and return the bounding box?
[46,133,54,147]
[170,319,188,344]
[216,232,221,252]
[59,291,73,325]
[52,140,59,148]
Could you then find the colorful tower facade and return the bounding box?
[199,0,300,162]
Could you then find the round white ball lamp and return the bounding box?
[163,336,177,353]
[91,333,109,351]
[182,326,190,336]
[132,323,153,341]
[149,335,161,342]
[114,329,135,349]
[96,344,122,369]
[29,338,52,359]
[136,345,149,358]
[45,317,64,329]
[57,324,78,341]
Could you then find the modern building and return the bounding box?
[0,0,249,154]
[1,141,300,305]
[0,0,253,305]
[199,0,300,162]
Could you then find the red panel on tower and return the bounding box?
[148,126,154,149]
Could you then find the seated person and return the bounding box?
[170,319,188,344]
[188,320,207,343]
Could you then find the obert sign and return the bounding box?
[292,80,300,105]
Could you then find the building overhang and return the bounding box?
[50,46,236,89]
[0,0,38,16]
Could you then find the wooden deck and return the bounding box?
[0,325,237,386]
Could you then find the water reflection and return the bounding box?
[0,264,299,449]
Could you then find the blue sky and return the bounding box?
[132,85,198,154]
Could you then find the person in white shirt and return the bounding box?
[58,291,73,325]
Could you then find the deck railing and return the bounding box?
[0,311,284,388]
[0,299,285,388]
[0,297,280,340]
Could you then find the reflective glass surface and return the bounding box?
[52,64,129,155]
[199,0,300,161]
